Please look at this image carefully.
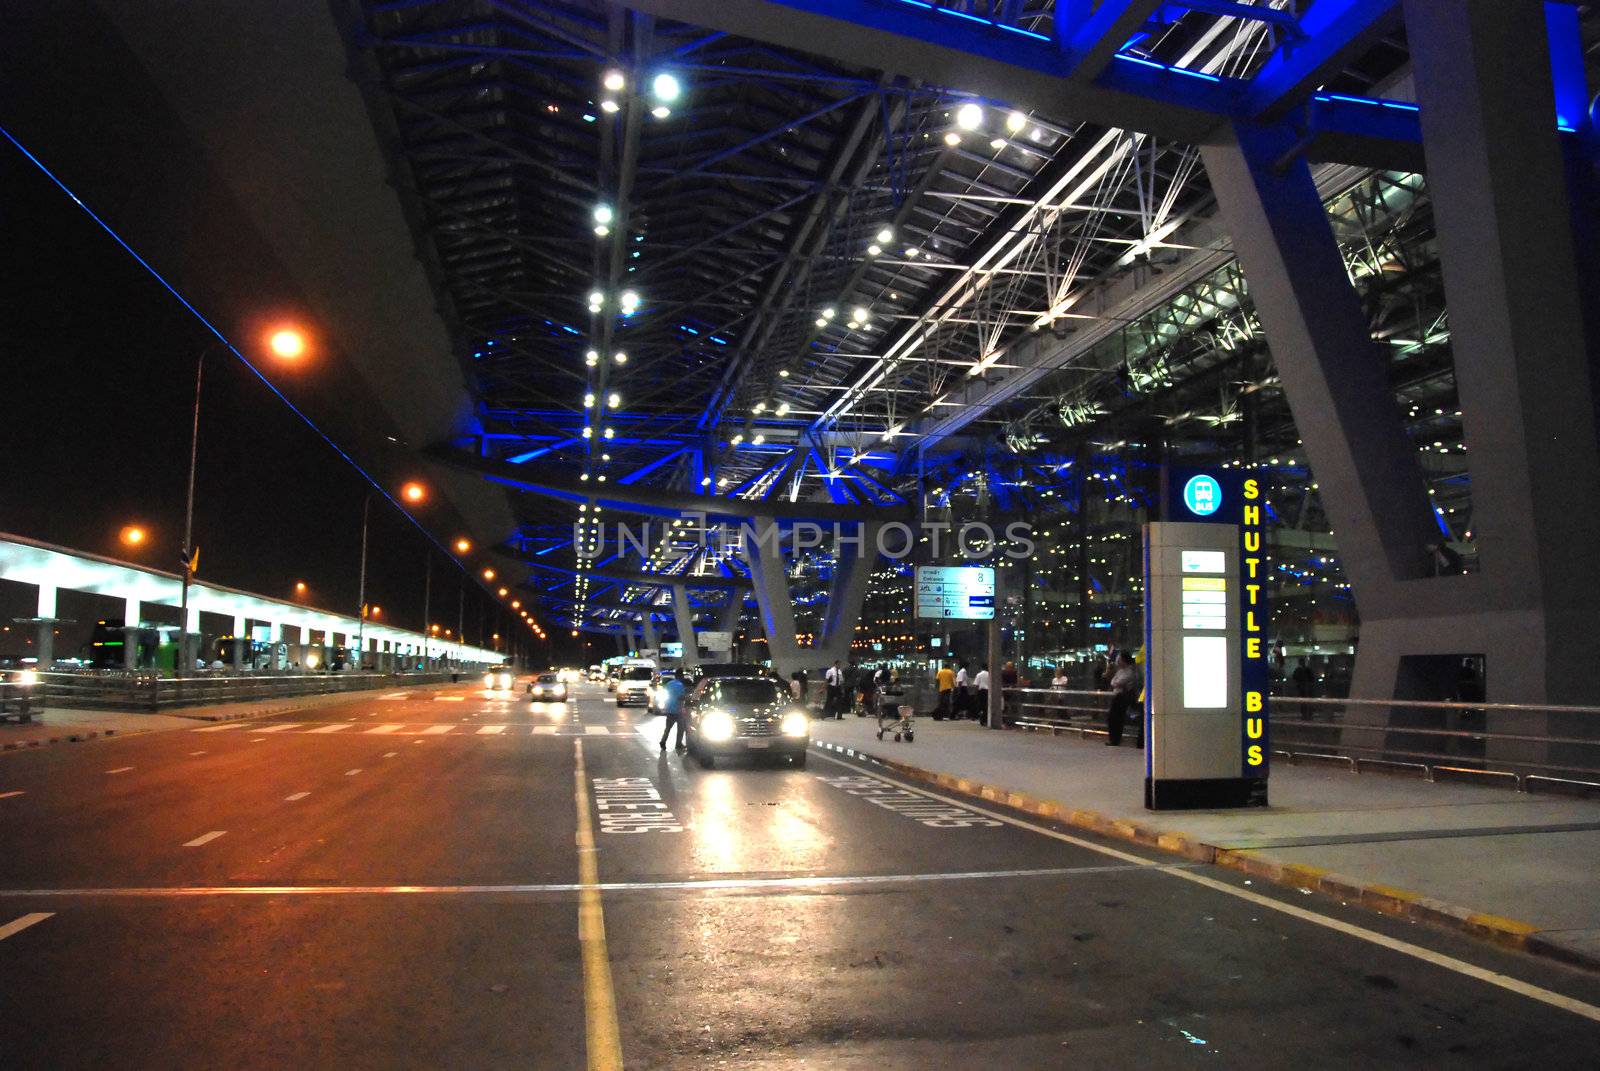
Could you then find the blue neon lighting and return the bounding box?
[997,24,1051,41]
[1314,92,1419,113]
[1112,52,1223,83]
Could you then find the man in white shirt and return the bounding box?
[824,660,843,719]
[955,663,970,719]
[973,664,991,725]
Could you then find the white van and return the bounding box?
[614,660,657,707]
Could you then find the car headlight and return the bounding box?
[498,673,513,688]
[15,669,38,687]
[700,710,735,742]
[483,673,495,687]
[780,709,810,737]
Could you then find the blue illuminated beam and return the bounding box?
[1247,0,1403,120]
[1056,0,1166,83]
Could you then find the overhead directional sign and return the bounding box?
[914,566,995,620]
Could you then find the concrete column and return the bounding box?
[642,614,659,654]
[124,595,141,671]
[184,605,201,671]
[35,583,57,669]
[1402,0,1600,722]
[671,585,699,669]
[232,615,247,671]
[744,515,803,679]
[817,521,881,666]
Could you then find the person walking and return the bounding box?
[973,663,992,725]
[934,661,955,720]
[657,672,688,751]
[1106,651,1143,746]
[954,662,970,719]
[858,663,877,717]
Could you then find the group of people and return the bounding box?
[931,660,996,721]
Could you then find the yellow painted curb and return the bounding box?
[822,741,1587,971]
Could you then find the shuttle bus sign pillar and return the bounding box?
[1144,470,1270,810]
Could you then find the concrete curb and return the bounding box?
[814,740,1598,973]
[2,725,162,753]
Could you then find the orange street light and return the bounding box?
[497,587,508,597]
[267,327,308,360]
[430,623,441,633]
[454,537,472,554]
[370,606,382,618]
[401,481,427,504]
[482,567,496,581]
[294,581,308,596]
[511,600,521,609]
[119,525,147,548]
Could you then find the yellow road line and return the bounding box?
[573,739,624,1070]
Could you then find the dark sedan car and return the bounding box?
[685,675,810,769]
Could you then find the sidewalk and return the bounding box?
[811,716,1600,970]
[0,683,453,752]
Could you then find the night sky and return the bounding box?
[0,146,516,658]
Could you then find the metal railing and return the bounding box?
[11,669,459,713]
[1006,687,1600,794]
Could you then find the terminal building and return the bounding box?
[4,1,1597,768]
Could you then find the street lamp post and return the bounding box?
[356,493,371,671]
[174,327,305,679]
[177,347,207,679]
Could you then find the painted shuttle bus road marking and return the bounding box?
[591,777,682,833]
[817,774,1002,827]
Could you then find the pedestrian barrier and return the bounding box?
[13,669,459,713]
[1006,687,1600,793]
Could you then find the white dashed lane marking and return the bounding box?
[183,831,227,848]
[0,912,53,942]
[0,791,24,800]
[284,792,310,801]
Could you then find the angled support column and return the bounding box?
[1204,117,1458,759]
[816,521,881,665]
[1402,0,1600,697]
[671,585,699,668]
[744,515,803,679]
[642,614,659,654]
[717,594,742,635]
[1203,121,1438,598]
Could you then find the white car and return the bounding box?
[483,669,515,691]
[528,672,568,702]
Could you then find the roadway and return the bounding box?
[2,680,1599,1068]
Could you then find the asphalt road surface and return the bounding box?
[3,680,1600,1069]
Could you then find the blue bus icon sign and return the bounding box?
[1183,474,1222,517]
